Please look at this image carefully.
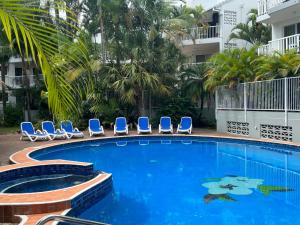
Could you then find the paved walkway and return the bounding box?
[0,128,230,166]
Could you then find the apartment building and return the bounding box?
[257,0,300,54]
[0,57,42,114]
[181,0,257,64]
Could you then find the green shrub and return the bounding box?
[154,97,196,127]
[4,104,23,127]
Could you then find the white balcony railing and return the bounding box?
[258,0,288,16]
[258,34,300,55]
[4,75,43,89]
[180,26,220,42]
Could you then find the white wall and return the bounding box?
[219,0,257,50]
[272,17,300,40]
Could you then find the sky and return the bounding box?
[186,0,220,9]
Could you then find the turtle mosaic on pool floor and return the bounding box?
[202,176,294,203]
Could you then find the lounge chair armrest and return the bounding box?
[74,127,80,132]
[36,129,43,134]
[56,129,63,133]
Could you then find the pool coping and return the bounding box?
[10,134,300,165]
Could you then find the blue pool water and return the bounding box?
[33,137,300,225]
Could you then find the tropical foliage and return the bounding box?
[0,0,92,120]
[205,47,258,90]
[229,9,271,45]
[205,47,300,91]
[255,50,300,80]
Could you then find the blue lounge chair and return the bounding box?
[159,116,173,133]
[137,117,152,134]
[88,118,104,137]
[61,120,84,139]
[177,117,192,134]
[42,121,67,140]
[114,117,128,135]
[20,122,51,142]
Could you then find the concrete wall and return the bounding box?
[219,0,257,51]
[272,17,300,40]
[216,110,300,143]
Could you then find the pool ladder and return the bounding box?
[36,215,111,225]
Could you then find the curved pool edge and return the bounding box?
[10,134,300,165]
[0,160,113,223]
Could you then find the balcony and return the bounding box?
[258,0,300,23]
[3,75,43,89]
[258,34,300,54]
[180,26,220,45]
[258,0,286,16]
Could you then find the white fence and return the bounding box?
[216,76,300,113]
[180,26,220,41]
[258,0,286,15]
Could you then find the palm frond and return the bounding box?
[0,0,92,120]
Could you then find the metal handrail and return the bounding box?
[36,215,111,225]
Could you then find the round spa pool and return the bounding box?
[30,136,300,225]
[0,173,97,194]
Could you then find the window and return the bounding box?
[196,55,208,63]
[15,68,23,76]
[297,23,300,34]
[284,24,295,37]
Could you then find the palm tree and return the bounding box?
[109,62,169,116]
[180,63,209,119]
[180,63,207,102]
[254,50,300,80]
[205,47,258,90]
[229,9,271,45]
[0,0,92,120]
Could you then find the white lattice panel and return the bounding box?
[260,124,293,142]
[227,121,249,136]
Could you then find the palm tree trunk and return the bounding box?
[21,56,31,121]
[199,92,205,124]
[137,90,146,116]
[1,63,6,119]
[98,0,106,63]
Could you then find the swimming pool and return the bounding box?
[32,137,300,225]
